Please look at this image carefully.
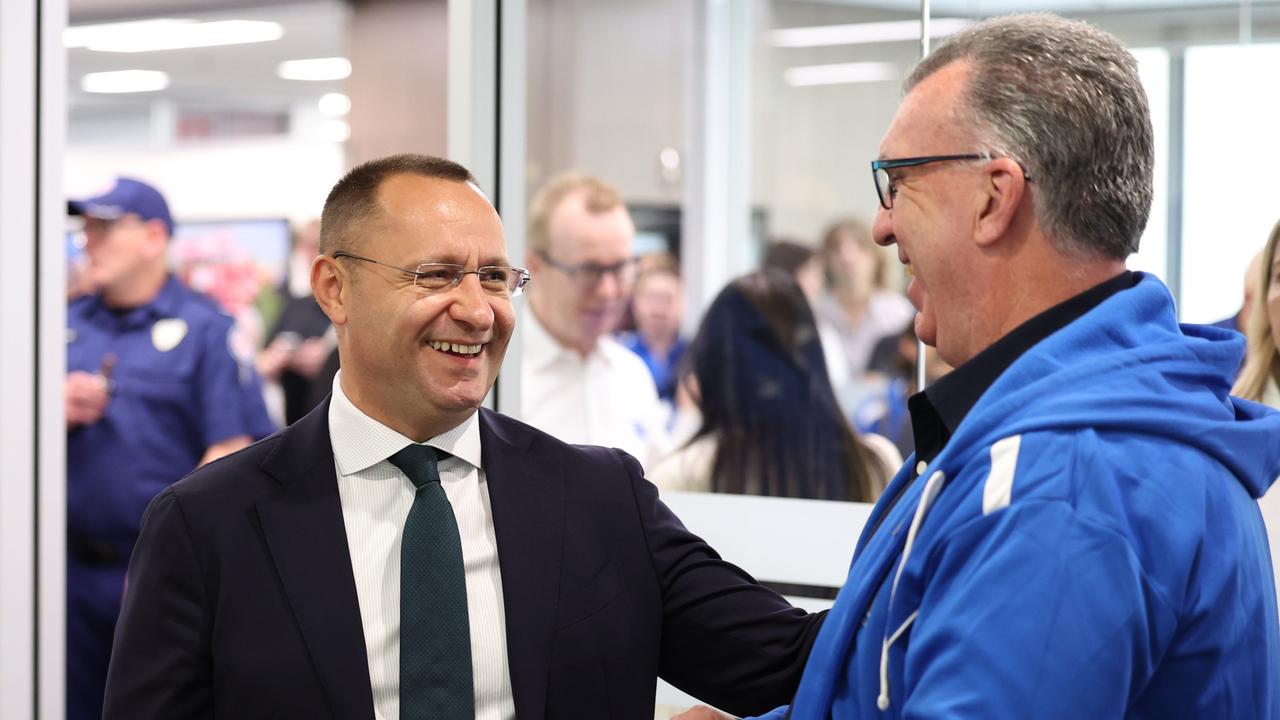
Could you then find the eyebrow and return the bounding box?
[415,256,513,267]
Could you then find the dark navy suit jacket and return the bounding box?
[103,401,824,719]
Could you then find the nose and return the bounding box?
[872,204,895,247]
[594,269,626,302]
[448,274,496,332]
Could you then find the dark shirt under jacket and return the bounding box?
[268,295,332,425]
[908,270,1140,476]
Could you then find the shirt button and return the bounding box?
[916,460,927,476]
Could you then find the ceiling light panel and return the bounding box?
[81,70,171,94]
[784,62,896,87]
[318,92,352,116]
[66,19,283,53]
[772,18,972,48]
[277,57,352,82]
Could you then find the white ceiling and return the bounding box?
[67,0,347,116]
[70,0,286,22]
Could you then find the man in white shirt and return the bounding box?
[521,173,665,465]
[104,154,823,720]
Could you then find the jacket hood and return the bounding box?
[944,273,1280,499]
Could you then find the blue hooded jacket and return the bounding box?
[752,274,1280,719]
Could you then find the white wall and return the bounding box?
[754,2,922,243]
[66,137,344,224]
[1180,43,1280,323]
[526,0,690,205]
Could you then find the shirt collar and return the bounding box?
[150,274,186,317]
[910,270,1139,461]
[328,369,483,476]
[87,274,186,326]
[522,303,609,369]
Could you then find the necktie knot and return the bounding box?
[388,444,446,490]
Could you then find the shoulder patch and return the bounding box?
[151,318,189,352]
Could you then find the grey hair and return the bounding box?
[906,13,1153,259]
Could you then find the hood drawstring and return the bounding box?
[877,469,947,712]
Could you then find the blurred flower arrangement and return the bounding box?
[172,228,273,350]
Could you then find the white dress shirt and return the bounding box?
[328,372,515,720]
[519,306,665,467]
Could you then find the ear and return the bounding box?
[973,158,1028,248]
[311,255,349,326]
[142,219,169,259]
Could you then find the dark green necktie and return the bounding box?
[387,444,474,720]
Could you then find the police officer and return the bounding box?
[65,177,276,720]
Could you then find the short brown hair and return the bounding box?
[526,171,624,253]
[320,153,477,256]
[762,239,815,277]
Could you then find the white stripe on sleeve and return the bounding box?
[982,435,1022,515]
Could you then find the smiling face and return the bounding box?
[326,174,514,440]
[871,61,990,367]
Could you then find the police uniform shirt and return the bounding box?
[66,274,276,545]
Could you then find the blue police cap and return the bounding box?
[68,177,174,236]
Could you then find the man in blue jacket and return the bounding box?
[681,13,1280,720]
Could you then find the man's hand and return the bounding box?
[66,371,109,428]
[289,336,332,379]
[257,335,296,380]
[672,706,738,720]
[199,435,252,466]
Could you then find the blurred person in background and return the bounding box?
[856,322,952,457]
[815,219,914,375]
[762,239,851,392]
[64,177,275,720]
[618,254,688,406]
[1232,218,1280,594]
[522,172,665,465]
[648,269,899,501]
[259,219,336,425]
[67,232,97,300]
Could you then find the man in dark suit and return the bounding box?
[103,154,822,720]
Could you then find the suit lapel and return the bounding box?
[256,399,376,720]
[480,409,565,720]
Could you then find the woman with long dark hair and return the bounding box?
[650,269,897,502]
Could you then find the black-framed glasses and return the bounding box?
[871,153,1031,210]
[536,250,638,288]
[332,251,531,297]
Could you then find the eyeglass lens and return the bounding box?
[414,265,527,295]
[874,168,892,209]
